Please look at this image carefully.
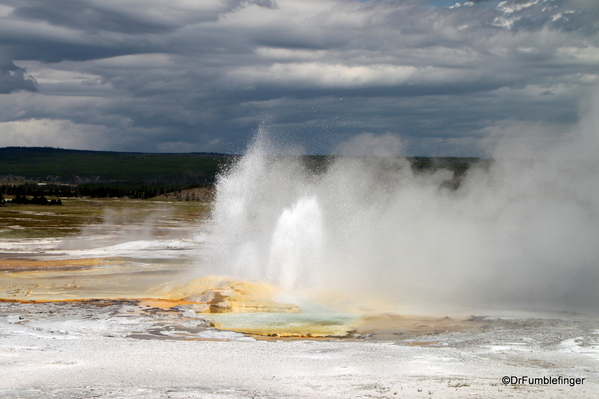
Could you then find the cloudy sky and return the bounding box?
[0,0,597,156]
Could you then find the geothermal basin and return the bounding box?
[1,192,598,398]
[3,125,599,398]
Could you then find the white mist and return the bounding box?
[205,89,599,314]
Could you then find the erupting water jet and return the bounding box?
[204,92,599,314]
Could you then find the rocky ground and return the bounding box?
[1,300,597,398]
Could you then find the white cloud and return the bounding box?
[254,47,328,61]
[15,61,106,90]
[0,118,116,150]
[227,63,419,88]
[89,53,174,69]
[0,4,13,17]
[497,0,541,14]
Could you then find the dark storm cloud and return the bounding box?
[0,0,597,154]
[0,60,37,93]
[11,0,178,34]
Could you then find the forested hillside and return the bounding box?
[0,147,490,200]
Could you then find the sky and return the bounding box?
[0,0,597,156]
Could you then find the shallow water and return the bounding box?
[0,199,208,301]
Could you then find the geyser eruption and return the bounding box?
[206,92,599,314]
[267,195,324,290]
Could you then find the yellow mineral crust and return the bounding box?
[207,313,355,338]
[149,276,300,313]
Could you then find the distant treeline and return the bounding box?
[254,155,489,177]
[0,183,202,200]
[5,194,62,205]
[0,147,231,185]
[296,155,490,189]
[0,147,491,200]
[75,184,200,199]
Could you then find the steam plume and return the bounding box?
[205,89,599,314]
